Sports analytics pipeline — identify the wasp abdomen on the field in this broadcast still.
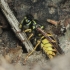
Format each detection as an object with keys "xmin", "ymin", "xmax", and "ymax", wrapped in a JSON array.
[{"xmin": 41, "ymin": 38, "xmax": 57, "ymax": 59}]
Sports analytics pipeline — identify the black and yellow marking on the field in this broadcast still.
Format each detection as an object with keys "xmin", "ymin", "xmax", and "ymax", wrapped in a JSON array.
[
  {"xmin": 41, "ymin": 38, "xmax": 57, "ymax": 59},
  {"xmin": 18, "ymin": 14, "xmax": 63, "ymax": 63},
  {"xmin": 24, "ymin": 32, "xmax": 58, "ymax": 63}
]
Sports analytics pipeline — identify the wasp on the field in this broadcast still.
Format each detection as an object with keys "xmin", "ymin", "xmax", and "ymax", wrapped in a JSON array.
[{"xmin": 19, "ymin": 14, "xmax": 64, "ymax": 63}]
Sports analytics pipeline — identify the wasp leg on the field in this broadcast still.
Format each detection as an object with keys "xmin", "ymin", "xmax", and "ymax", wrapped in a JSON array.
[
  {"xmin": 23, "ymin": 29, "xmax": 33, "ymax": 40},
  {"xmin": 24, "ymin": 29, "xmax": 31, "ymax": 33},
  {"xmin": 28, "ymin": 33, "xmax": 34, "ymax": 40},
  {"xmin": 17, "ymin": 29, "xmax": 31, "ymax": 33},
  {"xmin": 47, "ymin": 33, "xmax": 56, "ymax": 43},
  {"xmin": 47, "ymin": 33, "xmax": 53, "ymax": 36},
  {"xmin": 24, "ymin": 40, "xmax": 41, "ymax": 64}
]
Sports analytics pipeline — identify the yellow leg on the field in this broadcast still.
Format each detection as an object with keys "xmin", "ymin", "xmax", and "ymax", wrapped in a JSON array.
[
  {"xmin": 28, "ymin": 33, "xmax": 34, "ymax": 40},
  {"xmin": 47, "ymin": 33, "xmax": 53, "ymax": 36},
  {"xmin": 24, "ymin": 29, "xmax": 31, "ymax": 33},
  {"xmin": 46, "ymin": 33, "xmax": 56, "ymax": 43},
  {"xmin": 24, "ymin": 40, "xmax": 41, "ymax": 64}
]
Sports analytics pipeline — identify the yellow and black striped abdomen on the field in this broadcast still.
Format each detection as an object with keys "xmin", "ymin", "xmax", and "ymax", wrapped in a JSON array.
[{"xmin": 41, "ymin": 38, "xmax": 57, "ymax": 59}]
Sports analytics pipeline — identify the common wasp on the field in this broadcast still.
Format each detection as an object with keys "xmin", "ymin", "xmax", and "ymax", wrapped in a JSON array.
[{"xmin": 19, "ymin": 14, "xmax": 64, "ymax": 63}]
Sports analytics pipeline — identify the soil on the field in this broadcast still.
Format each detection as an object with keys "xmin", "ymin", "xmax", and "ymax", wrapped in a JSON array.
[{"xmin": 0, "ymin": 0, "xmax": 70, "ymax": 70}]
